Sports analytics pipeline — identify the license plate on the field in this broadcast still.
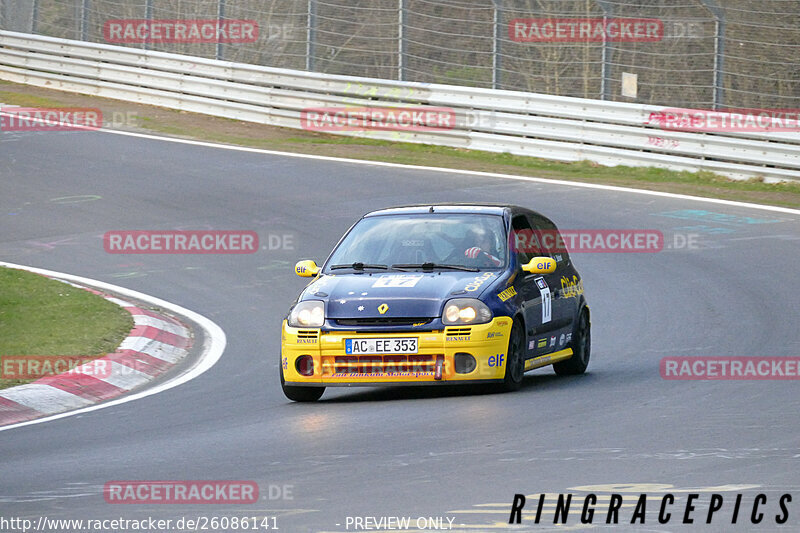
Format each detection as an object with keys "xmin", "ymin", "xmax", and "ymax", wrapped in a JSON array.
[{"xmin": 345, "ymin": 337, "xmax": 418, "ymax": 354}]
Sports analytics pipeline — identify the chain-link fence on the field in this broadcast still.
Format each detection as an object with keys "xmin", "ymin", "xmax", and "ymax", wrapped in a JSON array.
[{"xmin": 1, "ymin": 0, "xmax": 798, "ymax": 110}]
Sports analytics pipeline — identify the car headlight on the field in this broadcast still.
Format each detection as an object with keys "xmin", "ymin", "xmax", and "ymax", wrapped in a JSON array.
[
  {"xmin": 442, "ymin": 298, "xmax": 492, "ymax": 325},
  {"xmin": 288, "ymin": 300, "xmax": 325, "ymax": 327}
]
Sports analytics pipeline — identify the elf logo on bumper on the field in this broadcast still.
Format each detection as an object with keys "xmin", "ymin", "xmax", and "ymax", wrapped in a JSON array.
[{"xmin": 488, "ymin": 354, "xmax": 505, "ymax": 367}]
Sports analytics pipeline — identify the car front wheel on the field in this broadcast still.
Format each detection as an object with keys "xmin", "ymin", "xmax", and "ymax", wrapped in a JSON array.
[{"xmin": 500, "ymin": 318, "xmax": 526, "ymax": 392}]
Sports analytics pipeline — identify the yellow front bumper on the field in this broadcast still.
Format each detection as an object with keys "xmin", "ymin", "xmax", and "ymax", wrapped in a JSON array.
[{"xmin": 281, "ymin": 317, "xmax": 513, "ymax": 385}]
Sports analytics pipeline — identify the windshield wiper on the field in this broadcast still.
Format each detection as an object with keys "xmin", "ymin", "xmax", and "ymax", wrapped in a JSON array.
[
  {"xmin": 330, "ymin": 262, "xmax": 388, "ymax": 271},
  {"xmin": 391, "ymin": 262, "xmax": 479, "ymax": 272}
]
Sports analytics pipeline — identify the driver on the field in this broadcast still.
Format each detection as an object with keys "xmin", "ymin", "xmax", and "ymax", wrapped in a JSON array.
[{"xmin": 464, "ymin": 227, "xmax": 502, "ymax": 267}]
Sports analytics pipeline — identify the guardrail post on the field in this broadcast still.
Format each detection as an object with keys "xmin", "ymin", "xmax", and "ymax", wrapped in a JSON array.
[
  {"xmin": 491, "ymin": 0, "xmax": 502, "ymax": 90},
  {"xmin": 216, "ymin": 0, "xmax": 226, "ymax": 60},
  {"xmin": 701, "ymin": 0, "xmax": 726, "ymax": 110},
  {"xmin": 398, "ymin": 0, "xmax": 407, "ymax": 81},
  {"xmin": 306, "ymin": 0, "xmax": 316, "ymax": 72}
]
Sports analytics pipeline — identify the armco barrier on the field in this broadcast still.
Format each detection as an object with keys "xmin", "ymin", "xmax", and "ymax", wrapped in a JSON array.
[{"xmin": 1, "ymin": 30, "xmax": 798, "ymax": 182}]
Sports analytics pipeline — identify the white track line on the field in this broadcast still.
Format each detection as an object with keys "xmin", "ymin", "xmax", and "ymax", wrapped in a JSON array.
[{"xmin": 0, "ymin": 261, "xmax": 226, "ymax": 433}]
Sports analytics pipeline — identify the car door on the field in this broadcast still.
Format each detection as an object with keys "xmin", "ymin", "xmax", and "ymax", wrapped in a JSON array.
[
  {"xmin": 511, "ymin": 214, "xmax": 558, "ymax": 357},
  {"xmin": 529, "ymin": 213, "xmax": 580, "ymax": 352}
]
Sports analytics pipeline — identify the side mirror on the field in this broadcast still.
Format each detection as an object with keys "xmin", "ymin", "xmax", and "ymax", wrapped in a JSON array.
[
  {"xmin": 522, "ymin": 256, "xmax": 556, "ymax": 274},
  {"xmin": 294, "ymin": 260, "xmax": 319, "ymax": 277}
]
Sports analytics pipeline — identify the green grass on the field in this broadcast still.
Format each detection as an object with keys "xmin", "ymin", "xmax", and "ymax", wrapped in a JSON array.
[
  {"xmin": 0, "ymin": 90, "xmax": 63, "ymax": 108},
  {"xmin": 0, "ymin": 267, "xmax": 133, "ymax": 390}
]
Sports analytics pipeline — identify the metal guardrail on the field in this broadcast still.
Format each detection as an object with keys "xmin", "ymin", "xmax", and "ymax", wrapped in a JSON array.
[{"xmin": 1, "ymin": 30, "xmax": 798, "ymax": 182}]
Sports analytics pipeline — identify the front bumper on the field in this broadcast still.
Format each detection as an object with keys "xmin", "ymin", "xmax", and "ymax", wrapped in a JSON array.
[{"xmin": 281, "ymin": 317, "xmax": 512, "ymax": 386}]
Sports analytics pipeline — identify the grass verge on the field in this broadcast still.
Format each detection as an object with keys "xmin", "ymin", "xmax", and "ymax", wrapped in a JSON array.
[{"xmin": 0, "ymin": 267, "xmax": 133, "ymax": 390}]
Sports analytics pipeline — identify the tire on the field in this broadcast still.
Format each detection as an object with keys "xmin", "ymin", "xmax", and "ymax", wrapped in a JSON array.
[
  {"xmin": 500, "ymin": 318, "xmax": 526, "ymax": 392},
  {"xmin": 554, "ymin": 309, "xmax": 591, "ymax": 376},
  {"xmin": 280, "ymin": 363, "xmax": 325, "ymax": 402}
]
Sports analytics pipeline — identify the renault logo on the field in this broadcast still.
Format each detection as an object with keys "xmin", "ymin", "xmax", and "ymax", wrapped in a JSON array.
[{"xmin": 378, "ymin": 303, "xmax": 389, "ymax": 315}]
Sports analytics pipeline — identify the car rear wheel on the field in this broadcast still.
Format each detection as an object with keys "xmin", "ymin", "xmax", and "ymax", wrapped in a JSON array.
[
  {"xmin": 554, "ymin": 309, "xmax": 590, "ymax": 375},
  {"xmin": 500, "ymin": 318, "xmax": 525, "ymax": 392},
  {"xmin": 280, "ymin": 364, "xmax": 325, "ymax": 402}
]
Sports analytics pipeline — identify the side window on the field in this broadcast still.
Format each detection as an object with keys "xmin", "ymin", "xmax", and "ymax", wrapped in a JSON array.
[
  {"xmin": 529, "ymin": 214, "xmax": 570, "ymax": 266},
  {"xmin": 511, "ymin": 215, "xmax": 542, "ymax": 266}
]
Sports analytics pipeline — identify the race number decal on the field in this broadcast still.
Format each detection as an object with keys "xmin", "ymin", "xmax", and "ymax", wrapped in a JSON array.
[
  {"xmin": 535, "ymin": 277, "xmax": 551, "ymax": 323},
  {"xmin": 372, "ymin": 275, "xmax": 423, "ymax": 288}
]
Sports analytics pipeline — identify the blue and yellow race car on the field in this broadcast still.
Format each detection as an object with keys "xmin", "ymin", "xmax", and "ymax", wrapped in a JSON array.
[{"xmin": 280, "ymin": 204, "xmax": 590, "ymax": 401}]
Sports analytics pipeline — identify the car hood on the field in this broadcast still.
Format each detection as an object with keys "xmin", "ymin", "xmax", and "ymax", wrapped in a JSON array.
[{"xmin": 300, "ymin": 271, "xmax": 500, "ymax": 319}]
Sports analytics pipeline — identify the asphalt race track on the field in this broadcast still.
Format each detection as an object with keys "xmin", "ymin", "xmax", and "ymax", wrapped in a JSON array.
[{"xmin": 1, "ymin": 128, "xmax": 799, "ymax": 532}]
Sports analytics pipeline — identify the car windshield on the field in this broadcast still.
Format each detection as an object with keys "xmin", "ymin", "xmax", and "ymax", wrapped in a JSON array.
[{"xmin": 325, "ymin": 213, "xmax": 507, "ymax": 271}]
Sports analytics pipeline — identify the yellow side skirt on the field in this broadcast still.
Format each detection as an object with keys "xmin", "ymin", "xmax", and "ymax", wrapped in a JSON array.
[{"xmin": 524, "ymin": 348, "xmax": 573, "ymax": 371}]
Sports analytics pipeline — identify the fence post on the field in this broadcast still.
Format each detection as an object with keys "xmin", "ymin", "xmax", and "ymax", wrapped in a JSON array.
[
  {"xmin": 701, "ymin": 0, "xmax": 726, "ymax": 110},
  {"xmin": 144, "ymin": 0, "xmax": 153, "ymax": 50},
  {"xmin": 595, "ymin": 1, "xmax": 613, "ymax": 101},
  {"xmin": 216, "ymin": 0, "xmax": 226, "ymax": 60},
  {"xmin": 306, "ymin": 0, "xmax": 316, "ymax": 71},
  {"xmin": 31, "ymin": 0, "xmax": 39, "ymax": 33},
  {"xmin": 80, "ymin": 0, "xmax": 90, "ymax": 41},
  {"xmin": 491, "ymin": 0, "xmax": 502, "ymax": 90},
  {"xmin": 398, "ymin": 0, "xmax": 407, "ymax": 81}
]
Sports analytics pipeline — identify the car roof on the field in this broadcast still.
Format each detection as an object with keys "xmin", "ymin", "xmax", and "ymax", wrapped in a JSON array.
[{"xmin": 364, "ymin": 204, "xmax": 522, "ymax": 217}]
